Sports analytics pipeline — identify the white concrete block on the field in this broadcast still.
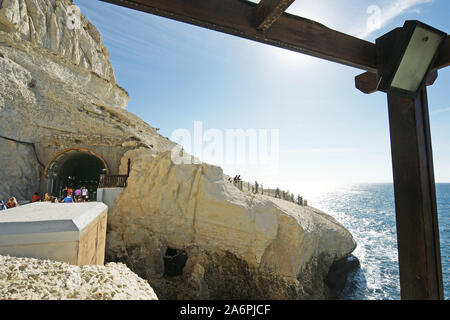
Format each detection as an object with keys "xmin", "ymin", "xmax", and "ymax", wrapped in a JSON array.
[{"xmin": 0, "ymin": 202, "xmax": 108, "ymax": 265}]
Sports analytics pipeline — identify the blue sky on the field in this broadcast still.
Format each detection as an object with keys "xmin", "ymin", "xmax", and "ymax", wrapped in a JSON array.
[{"xmin": 74, "ymin": 0, "xmax": 450, "ymax": 195}]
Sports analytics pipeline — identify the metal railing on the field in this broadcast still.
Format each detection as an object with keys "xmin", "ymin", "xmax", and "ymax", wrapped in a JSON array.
[{"xmin": 230, "ymin": 179, "xmax": 307, "ymax": 206}]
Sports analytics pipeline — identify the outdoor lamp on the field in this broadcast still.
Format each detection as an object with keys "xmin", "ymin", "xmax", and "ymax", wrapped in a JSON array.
[{"xmin": 376, "ymin": 20, "xmax": 447, "ymax": 96}]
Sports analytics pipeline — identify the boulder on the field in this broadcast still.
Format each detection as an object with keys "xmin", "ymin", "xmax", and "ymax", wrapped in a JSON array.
[{"xmin": 0, "ymin": 254, "xmax": 158, "ymax": 300}]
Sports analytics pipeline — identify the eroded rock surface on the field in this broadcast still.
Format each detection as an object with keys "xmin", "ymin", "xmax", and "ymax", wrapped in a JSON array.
[
  {"xmin": 0, "ymin": 254, "xmax": 158, "ymax": 300},
  {"xmin": 0, "ymin": 0, "xmax": 175, "ymax": 200},
  {"xmin": 106, "ymin": 150, "xmax": 357, "ymax": 299},
  {"xmin": 0, "ymin": 0, "xmax": 358, "ymax": 300}
]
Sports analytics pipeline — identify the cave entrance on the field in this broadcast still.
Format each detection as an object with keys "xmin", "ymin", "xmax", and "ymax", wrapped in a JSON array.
[
  {"xmin": 163, "ymin": 248, "xmax": 188, "ymax": 277},
  {"xmin": 45, "ymin": 148, "xmax": 109, "ymax": 200}
]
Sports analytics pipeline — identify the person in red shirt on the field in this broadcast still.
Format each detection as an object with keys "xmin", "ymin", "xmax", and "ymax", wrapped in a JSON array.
[
  {"xmin": 7, "ymin": 197, "xmax": 18, "ymax": 208},
  {"xmin": 30, "ymin": 192, "xmax": 41, "ymax": 203}
]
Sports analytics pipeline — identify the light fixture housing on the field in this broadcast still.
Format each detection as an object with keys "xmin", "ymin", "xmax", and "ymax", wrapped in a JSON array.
[{"xmin": 376, "ymin": 20, "xmax": 447, "ymax": 97}]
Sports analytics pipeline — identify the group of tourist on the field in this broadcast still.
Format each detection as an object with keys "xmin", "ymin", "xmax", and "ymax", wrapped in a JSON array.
[
  {"xmin": 31, "ymin": 186, "xmax": 91, "ymax": 204},
  {"xmin": 31, "ymin": 192, "xmax": 59, "ymax": 203},
  {"xmin": 228, "ymin": 175, "xmax": 242, "ymax": 183},
  {"xmin": 60, "ymin": 186, "xmax": 90, "ymax": 203},
  {"xmin": 274, "ymin": 188, "xmax": 305, "ymax": 205},
  {"xmin": 0, "ymin": 186, "xmax": 92, "ymax": 211},
  {"xmin": 226, "ymin": 174, "xmax": 306, "ymax": 206}
]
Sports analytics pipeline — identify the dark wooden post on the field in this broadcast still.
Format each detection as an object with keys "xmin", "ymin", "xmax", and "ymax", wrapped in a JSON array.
[
  {"xmin": 127, "ymin": 158, "xmax": 131, "ymax": 177},
  {"xmin": 387, "ymin": 86, "xmax": 444, "ymax": 299}
]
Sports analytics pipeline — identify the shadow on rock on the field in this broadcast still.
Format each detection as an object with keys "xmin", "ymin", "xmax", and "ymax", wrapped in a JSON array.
[{"xmin": 325, "ymin": 254, "xmax": 362, "ymax": 299}]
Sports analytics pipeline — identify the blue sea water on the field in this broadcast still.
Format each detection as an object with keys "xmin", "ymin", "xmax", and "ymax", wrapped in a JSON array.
[{"xmin": 306, "ymin": 183, "xmax": 449, "ymax": 300}]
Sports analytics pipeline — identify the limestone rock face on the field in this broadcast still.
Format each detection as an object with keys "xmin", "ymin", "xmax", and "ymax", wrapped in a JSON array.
[
  {"xmin": 106, "ymin": 150, "xmax": 357, "ymax": 299},
  {"xmin": 0, "ymin": 0, "xmax": 175, "ymax": 200},
  {"xmin": 0, "ymin": 254, "xmax": 158, "ymax": 300},
  {"xmin": 1, "ymin": 0, "xmax": 116, "ymax": 88},
  {"xmin": 0, "ymin": 0, "xmax": 358, "ymax": 300}
]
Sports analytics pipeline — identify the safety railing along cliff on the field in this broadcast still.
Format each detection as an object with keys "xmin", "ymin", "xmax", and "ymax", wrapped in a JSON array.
[
  {"xmin": 229, "ymin": 178, "xmax": 308, "ymax": 206},
  {"xmin": 98, "ymin": 159, "xmax": 131, "ymax": 189}
]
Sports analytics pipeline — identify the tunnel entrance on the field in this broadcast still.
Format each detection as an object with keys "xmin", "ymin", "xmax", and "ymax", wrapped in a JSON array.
[{"xmin": 46, "ymin": 149, "xmax": 108, "ymax": 200}]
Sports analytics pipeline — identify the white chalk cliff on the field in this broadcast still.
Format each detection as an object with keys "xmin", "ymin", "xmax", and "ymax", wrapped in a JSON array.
[
  {"xmin": 0, "ymin": 0, "xmax": 357, "ymax": 299},
  {"xmin": 107, "ymin": 149, "xmax": 356, "ymax": 299},
  {"xmin": 0, "ymin": 0, "xmax": 175, "ymax": 200}
]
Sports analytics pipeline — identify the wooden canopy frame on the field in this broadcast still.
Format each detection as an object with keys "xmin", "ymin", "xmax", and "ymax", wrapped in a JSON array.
[{"xmin": 100, "ymin": 0, "xmax": 449, "ymax": 300}]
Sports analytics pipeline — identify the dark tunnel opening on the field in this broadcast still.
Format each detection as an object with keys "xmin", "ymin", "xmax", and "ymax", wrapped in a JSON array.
[
  {"xmin": 47, "ymin": 151, "xmax": 107, "ymax": 199},
  {"xmin": 163, "ymin": 248, "xmax": 188, "ymax": 277}
]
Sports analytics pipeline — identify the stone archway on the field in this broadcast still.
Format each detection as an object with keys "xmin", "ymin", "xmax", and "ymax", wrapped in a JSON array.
[{"xmin": 44, "ymin": 148, "xmax": 109, "ymax": 199}]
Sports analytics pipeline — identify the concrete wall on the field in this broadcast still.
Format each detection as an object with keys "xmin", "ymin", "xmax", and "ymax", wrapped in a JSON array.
[
  {"xmin": 0, "ymin": 202, "xmax": 108, "ymax": 266},
  {"xmin": 97, "ymin": 188, "xmax": 124, "ymax": 212}
]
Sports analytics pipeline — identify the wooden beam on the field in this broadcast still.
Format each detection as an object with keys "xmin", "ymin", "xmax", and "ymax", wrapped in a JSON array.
[
  {"xmin": 255, "ymin": 0, "xmax": 295, "ymax": 32},
  {"xmin": 99, "ymin": 0, "xmax": 377, "ymax": 71},
  {"xmin": 434, "ymin": 35, "xmax": 450, "ymax": 70},
  {"xmin": 355, "ymin": 71, "xmax": 379, "ymax": 94},
  {"xmin": 426, "ymin": 69, "xmax": 439, "ymax": 86},
  {"xmin": 387, "ymin": 87, "xmax": 444, "ymax": 300},
  {"xmin": 355, "ymin": 70, "xmax": 439, "ymax": 94}
]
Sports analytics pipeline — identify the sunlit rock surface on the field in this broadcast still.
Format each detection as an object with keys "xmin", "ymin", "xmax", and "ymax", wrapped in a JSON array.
[
  {"xmin": 106, "ymin": 150, "xmax": 357, "ymax": 299},
  {"xmin": 0, "ymin": 0, "xmax": 357, "ymax": 300},
  {"xmin": 0, "ymin": 0, "xmax": 175, "ymax": 200}
]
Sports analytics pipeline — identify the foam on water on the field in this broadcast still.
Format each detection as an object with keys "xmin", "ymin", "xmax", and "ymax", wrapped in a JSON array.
[{"xmin": 306, "ymin": 183, "xmax": 449, "ymax": 300}]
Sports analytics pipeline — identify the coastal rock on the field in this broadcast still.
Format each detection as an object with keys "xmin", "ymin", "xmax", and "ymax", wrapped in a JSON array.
[
  {"xmin": 0, "ymin": 254, "xmax": 158, "ymax": 300},
  {"xmin": 325, "ymin": 254, "xmax": 361, "ymax": 298},
  {"xmin": 106, "ymin": 150, "xmax": 357, "ymax": 299},
  {"xmin": 0, "ymin": 0, "xmax": 358, "ymax": 300},
  {"xmin": 0, "ymin": 0, "xmax": 175, "ymax": 200}
]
